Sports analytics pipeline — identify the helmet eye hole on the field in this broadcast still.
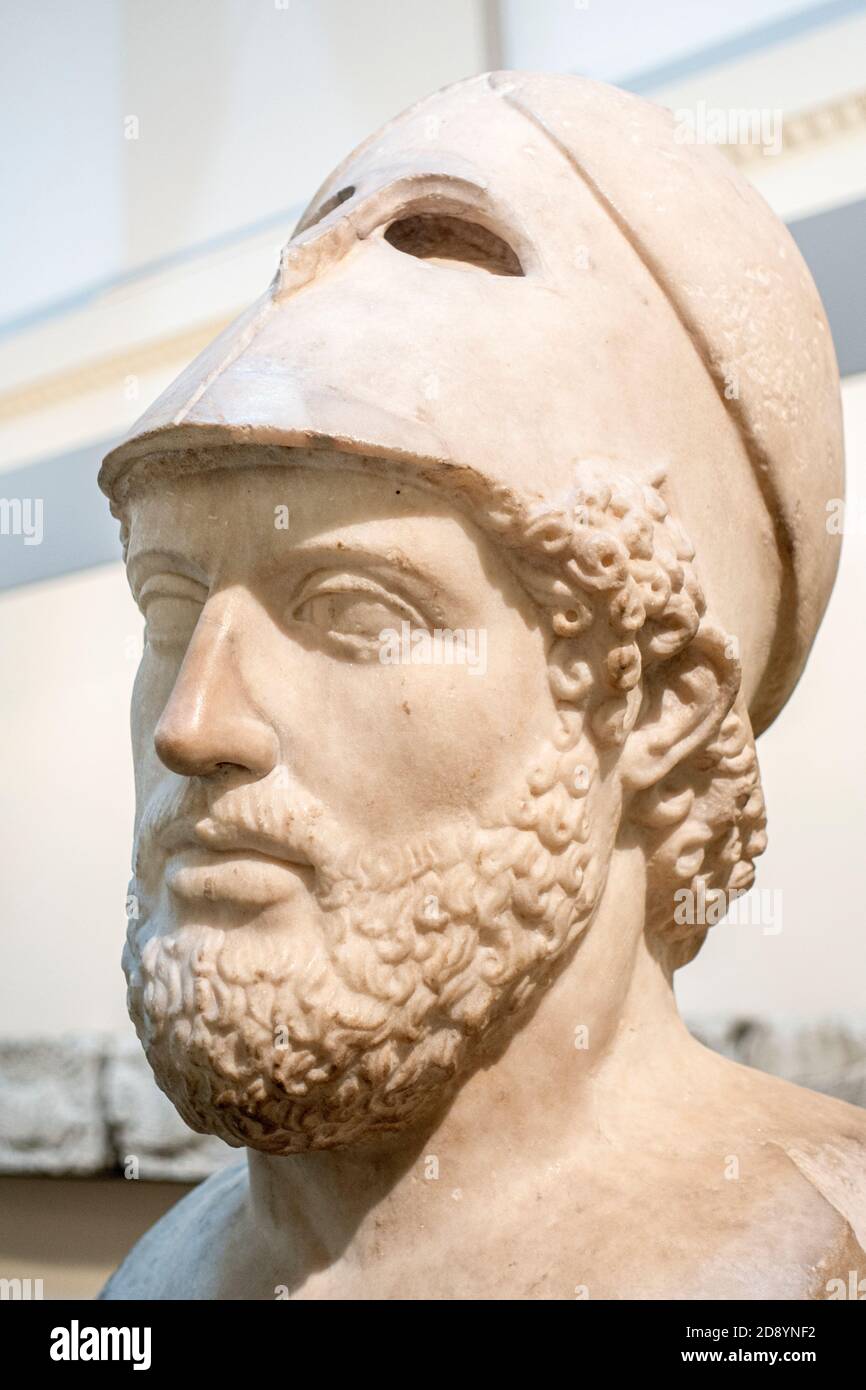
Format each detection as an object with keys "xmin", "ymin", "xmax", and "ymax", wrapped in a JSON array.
[{"xmin": 384, "ymin": 214, "xmax": 523, "ymax": 276}]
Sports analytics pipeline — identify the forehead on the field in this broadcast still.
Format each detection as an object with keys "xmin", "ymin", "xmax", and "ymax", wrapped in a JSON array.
[{"xmin": 124, "ymin": 461, "xmax": 508, "ymax": 595}]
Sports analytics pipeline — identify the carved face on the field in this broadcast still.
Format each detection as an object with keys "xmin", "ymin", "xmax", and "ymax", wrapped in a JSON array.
[
  {"xmin": 122, "ymin": 451, "xmax": 765, "ymax": 1151},
  {"xmin": 123, "ymin": 461, "xmax": 616, "ymax": 1151}
]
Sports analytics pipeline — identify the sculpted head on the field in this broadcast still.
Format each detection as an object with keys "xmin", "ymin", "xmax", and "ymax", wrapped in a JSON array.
[{"xmin": 100, "ymin": 73, "xmax": 843, "ymax": 1155}]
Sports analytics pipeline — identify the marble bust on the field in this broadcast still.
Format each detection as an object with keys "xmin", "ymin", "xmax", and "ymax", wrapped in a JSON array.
[{"xmin": 98, "ymin": 72, "xmax": 865, "ymax": 1300}]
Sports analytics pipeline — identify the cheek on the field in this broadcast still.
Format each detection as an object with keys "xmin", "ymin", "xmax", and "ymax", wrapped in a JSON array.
[
  {"xmin": 130, "ymin": 647, "xmax": 183, "ymax": 794},
  {"xmin": 262, "ymin": 627, "xmax": 555, "ymax": 838}
]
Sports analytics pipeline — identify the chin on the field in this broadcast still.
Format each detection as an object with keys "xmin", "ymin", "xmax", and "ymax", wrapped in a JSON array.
[{"xmin": 125, "ymin": 772, "xmax": 607, "ymax": 1153}]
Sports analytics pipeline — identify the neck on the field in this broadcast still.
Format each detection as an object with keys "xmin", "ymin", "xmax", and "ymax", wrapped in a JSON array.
[{"xmin": 246, "ymin": 845, "xmax": 696, "ymax": 1282}]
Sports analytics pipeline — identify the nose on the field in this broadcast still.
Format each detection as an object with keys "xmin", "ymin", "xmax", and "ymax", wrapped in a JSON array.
[{"xmin": 154, "ymin": 601, "xmax": 279, "ymax": 779}]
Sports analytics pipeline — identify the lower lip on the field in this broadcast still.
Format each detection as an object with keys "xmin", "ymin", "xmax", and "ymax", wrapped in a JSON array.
[{"xmin": 165, "ymin": 847, "xmax": 315, "ymax": 906}]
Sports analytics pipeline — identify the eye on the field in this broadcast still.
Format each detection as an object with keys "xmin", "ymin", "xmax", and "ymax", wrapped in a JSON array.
[
  {"xmin": 138, "ymin": 576, "xmax": 206, "ymax": 653},
  {"xmin": 290, "ymin": 573, "xmax": 428, "ymax": 658}
]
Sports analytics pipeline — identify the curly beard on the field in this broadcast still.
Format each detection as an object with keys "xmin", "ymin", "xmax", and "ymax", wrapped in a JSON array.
[{"xmin": 124, "ymin": 736, "xmax": 607, "ymax": 1154}]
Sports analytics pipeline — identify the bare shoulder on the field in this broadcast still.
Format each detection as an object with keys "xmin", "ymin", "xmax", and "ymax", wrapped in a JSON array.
[
  {"xmin": 763, "ymin": 1075, "xmax": 866, "ymax": 1277},
  {"xmin": 100, "ymin": 1159, "xmax": 250, "ymax": 1301},
  {"xmin": 702, "ymin": 1044, "xmax": 866, "ymax": 1161},
  {"xmin": 691, "ymin": 1045, "xmax": 866, "ymax": 1292}
]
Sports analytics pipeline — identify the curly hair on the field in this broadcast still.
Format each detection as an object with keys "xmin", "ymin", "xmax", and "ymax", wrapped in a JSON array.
[{"xmin": 478, "ymin": 459, "xmax": 768, "ymax": 965}]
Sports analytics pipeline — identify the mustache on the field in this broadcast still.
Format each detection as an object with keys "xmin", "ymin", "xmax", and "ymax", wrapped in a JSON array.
[{"xmin": 133, "ymin": 773, "xmax": 328, "ymax": 877}]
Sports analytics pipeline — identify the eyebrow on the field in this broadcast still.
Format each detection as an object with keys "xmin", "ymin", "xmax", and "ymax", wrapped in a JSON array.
[
  {"xmin": 126, "ymin": 549, "xmax": 210, "ymax": 598},
  {"xmin": 126, "ymin": 538, "xmax": 465, "ymax": 619},
  {"xmin": 285, "ymin": 540, "xmax": 459, "ymax": 615}
]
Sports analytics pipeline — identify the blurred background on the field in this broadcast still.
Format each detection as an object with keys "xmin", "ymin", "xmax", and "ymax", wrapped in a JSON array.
[{"xmin": 1, "ymin": 0, "xmax": 865, "ymax": 1298}]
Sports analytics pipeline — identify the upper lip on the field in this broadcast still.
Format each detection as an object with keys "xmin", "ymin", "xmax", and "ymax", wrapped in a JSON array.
[{"xmin": 161, "ymin": 820, "xmax": 313, "ymax": 869}]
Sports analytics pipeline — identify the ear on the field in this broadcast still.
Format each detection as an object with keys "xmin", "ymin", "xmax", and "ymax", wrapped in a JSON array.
[{"xmin": 619, "ymin": 624, "xmax": 739, "ymax": 795}]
